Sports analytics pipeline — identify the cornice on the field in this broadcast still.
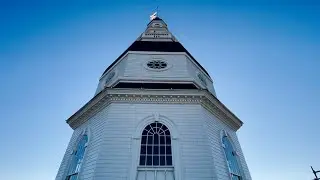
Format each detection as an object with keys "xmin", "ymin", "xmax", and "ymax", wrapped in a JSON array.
[{"xmin": 67, "ymin": 88, "xmax": 243, "ymax": 131}]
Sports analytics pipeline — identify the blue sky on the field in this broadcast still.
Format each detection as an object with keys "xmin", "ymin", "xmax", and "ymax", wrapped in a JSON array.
[{"xmin": 0, "ymin": 1, "xmax": 319, "ymax": 179}]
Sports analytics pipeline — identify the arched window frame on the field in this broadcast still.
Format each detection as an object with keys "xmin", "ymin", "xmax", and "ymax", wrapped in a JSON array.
[
  {"xmin": 65, "ymin": 130, "xmax": 90, "ymax": 180},
  {"xmin": 139, "ymin": 121, "xmax": 173, "ymax": 167},
  {"xmin": 130, "ymin": 114, "xmax": 181, "ymax": 180},
  {"xmin": 221, "ymin": 130, "xmax": 244, "ymax": 180}
]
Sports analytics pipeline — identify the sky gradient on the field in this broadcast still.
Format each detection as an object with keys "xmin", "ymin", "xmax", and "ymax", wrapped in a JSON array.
[{"xmin": 1, "ymin": 1, "xmax": 319, "ymax": 180}]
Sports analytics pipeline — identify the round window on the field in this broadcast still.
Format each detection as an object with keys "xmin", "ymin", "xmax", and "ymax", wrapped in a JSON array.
[{"xmin": 147, "ymin": 60, "xmax": 167, "ymax": 69}]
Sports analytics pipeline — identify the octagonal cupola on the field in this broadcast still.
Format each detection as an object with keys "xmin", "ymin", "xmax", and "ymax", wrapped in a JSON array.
[
  {"xmin": 95, "ymin": 15, "xmax": 216, "ymax": 96},
  {"xmin": 138, "ymin": 17, "xmax": 177, "ymax": 42}
]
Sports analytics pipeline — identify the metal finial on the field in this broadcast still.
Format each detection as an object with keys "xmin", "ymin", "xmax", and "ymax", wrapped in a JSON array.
[{"xmin": 150, "ymin": 0, "xmax": 160, "ymax": 20}]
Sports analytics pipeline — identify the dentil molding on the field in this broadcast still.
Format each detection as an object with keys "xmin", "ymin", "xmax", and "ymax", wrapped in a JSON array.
[{"xmin": 67, "ymin": 88, "xmax": 243, "ymax": 131}]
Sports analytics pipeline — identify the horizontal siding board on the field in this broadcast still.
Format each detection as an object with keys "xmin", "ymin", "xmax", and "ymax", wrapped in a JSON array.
[
  {"xmin": 57, "ymin": 101, "xmax": 250, "ymax": 180},
  {"xmin": 202, "ymin": 107, "xmax": 252, "ymax": 180},
  {"xmin": 124, "ymin": 54, "xmax": 189, "ymax": 78}
]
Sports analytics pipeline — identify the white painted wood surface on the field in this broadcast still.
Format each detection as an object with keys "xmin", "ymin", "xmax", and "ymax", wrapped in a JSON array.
[{"xmin": 56, "ymin": 103, "xmax": 250, "ymax": 180}]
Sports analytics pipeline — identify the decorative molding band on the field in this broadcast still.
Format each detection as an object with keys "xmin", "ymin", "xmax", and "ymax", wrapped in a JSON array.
[{"xmin": 67, "ymin": 89, "xmax": 243, "ymax": 130}]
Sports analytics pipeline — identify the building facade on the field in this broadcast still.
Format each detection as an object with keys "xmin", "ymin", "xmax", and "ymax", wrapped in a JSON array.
[{"xmin": 55, "ymin": 16, "xmax": 251, "ymax": 180}]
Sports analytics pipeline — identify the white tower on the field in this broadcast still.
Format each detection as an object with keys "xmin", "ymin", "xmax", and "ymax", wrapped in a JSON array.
[{"xmin": 56, "ymin": 16, "xmax": 251, "ymax": 180}]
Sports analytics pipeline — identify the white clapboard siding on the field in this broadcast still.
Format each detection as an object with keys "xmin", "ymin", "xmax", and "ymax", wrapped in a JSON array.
[
  {"xmin": 123, "ymin": 53, "xmax": 190, "ymax": 79},
  {"xmin": 95, "ymin": 52, "xmax": 217, "ymax": 97},
  {"xmin": 93, "ymin": 103, "xmax": 135, "ymax": 180},
  {"xmin": 202, "ymin": 107, "xmax": 252, "ymax": 180},
  {"xmin": 91, "ymin": 103, "xmax": 217, "ymax": 180},
  {"xmin": 95, "ymin": 55, "xmax": 128, "ymax": 95},
  {"xmin": 57, "ymin": 102, "xmax": 250, "ymax": 180},
  {"xmin": 186, "ymin": 56, "xmax": 216, "ymax": 96},
  {"xmin": 55, "ymin": 122, "xmax": 88, "ymax": 180},
  {"xmin": 55, "ymin": 106, "xmax": 110, "ymax": 180}
]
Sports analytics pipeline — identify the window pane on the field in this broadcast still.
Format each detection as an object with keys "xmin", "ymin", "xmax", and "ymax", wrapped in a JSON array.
[
  {"xmin": 223, "ymin": 136, "xmax": 242, "ymax": 179},
  {"xmin": 159, "ymin": 129, "xmax": 165, "ymax": 135},
  {"xmin": 150, "ymin": 123, "xmax": 157, "ymax": 128},
  {"xmin": 160, "ymin": 156, "xmax": 166, "ymax": 166},
  {"xmin": 140, "ymin": 145, "xmax": 146, "ymax": 154},
  {"xmin": 142, "ymin": 129, "xmax": 148, "ymax": 135},
  {"xmin": 166, "ymin": 155, "xmax": 172, "ymax": 165},
  {"xmin": 147, "ymin": 146, "xmax": 152, "ymax": 155},
  {"xmin": 146, "ymin": 156, "xmax": 152, "ymax": 165},
  {"xmin": 141, "ymin": 136, "xmax": 147, "ymax": 144},
  {"xmin": 147, "ymin": 135, "xmax": 153, "ymax": 144},
  {"xmin": 160, "ymin": 136, "xmax": 165, "ymax": 144},
  {"xmin": 232, "ymin": 175, "xmax": 241, "ymax": 180},
  {"xmin": 166, "ymin": 136, "xmax": 171, "ymax": 144},
  {"xmin": 160, "ymin": 146, "xmax": 165, "ymax": 154},
  {"xmin": 161, "ymin": 125, "xmax": 168, "ymax": 131},
  {"xmin": 166, "ymin": 146, "xmax": 172, "ymax": 155},
  {"xmin": 164, "ymin": 129, "xmax": 170, "ymax": 136},
  {"xmin": 153, "ymin": 155, "xmax": 159, "ymax": 166},
  {"xmin": 145, "ymin": 125, "xmax": 151, "ymax": 132},
  {"xmin": 154, "ymin": 134, "xmax": 159, "ymax": 144},
  {"xmin": 139, "ymin": 155, "xmax": 146, "ymax": 165},
  {"xmin": 68, "ymin": 135, "xmax": 87, "ymax": 176},
  {"xmin": 153, "ymin": 145, "xmax": 159, "ymax": 155},
  {"xmin": 69, "ymin": 174, "xmax": 78, "ymax": 180}
]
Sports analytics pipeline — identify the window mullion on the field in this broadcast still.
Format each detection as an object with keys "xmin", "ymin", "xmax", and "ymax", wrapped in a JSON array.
[
  {"xmin": 152, "ymin": 134, "xmax": 154, "ymax": 166},
  {"xmin": 139, "ymin": 123, "xmax": 172, "ymax": 168}
]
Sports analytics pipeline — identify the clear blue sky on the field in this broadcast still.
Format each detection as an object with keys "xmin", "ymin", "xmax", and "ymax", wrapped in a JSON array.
[{"xmin": 1, "ymin": 1, "xmax": 319, "ymax": 179}]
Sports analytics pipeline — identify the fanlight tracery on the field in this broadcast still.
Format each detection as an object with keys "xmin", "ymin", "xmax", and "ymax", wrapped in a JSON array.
[{"xmin": 139, "ymin": 122, "xmax": 172, "ymax": 166}]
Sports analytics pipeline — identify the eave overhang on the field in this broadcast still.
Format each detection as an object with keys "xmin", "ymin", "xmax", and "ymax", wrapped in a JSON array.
[{"xmin": 66, "ymin": 88, "xmax": 243, "ymax": 131}]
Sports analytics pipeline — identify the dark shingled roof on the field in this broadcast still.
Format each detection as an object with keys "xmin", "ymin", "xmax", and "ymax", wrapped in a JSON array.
[{"xmin": 101, "ymin": 41, "xmax": 211, "ymax": 77}]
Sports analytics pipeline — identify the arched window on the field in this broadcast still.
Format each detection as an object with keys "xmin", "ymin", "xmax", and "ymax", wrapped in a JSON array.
[
  {"xmin": 222, "ymin": 134, "xmax": 242, "ymax": 180},
  {"xmin": 66, "ymin": 135, "xmax": 88, "ymax": 180},
  {"xmin": 137, "ymin": 122, "xmax": 174, "ymax": 180},
  {"xmin": 140, "ymin": 122, "xmax": 172, "ymax": 166}
]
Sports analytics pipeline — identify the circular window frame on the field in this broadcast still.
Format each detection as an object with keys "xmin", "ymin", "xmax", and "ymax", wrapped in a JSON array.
[{"xmin": 144, "ymin": 59, "xmax": 172, "ymax": 72}]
